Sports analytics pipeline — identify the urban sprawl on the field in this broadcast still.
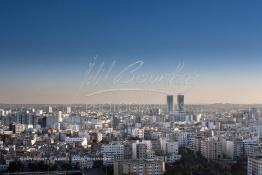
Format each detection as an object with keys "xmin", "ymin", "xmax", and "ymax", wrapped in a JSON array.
[{"xmin": 0, "ymin": 95, "xmax": 261, "ymax": 175}]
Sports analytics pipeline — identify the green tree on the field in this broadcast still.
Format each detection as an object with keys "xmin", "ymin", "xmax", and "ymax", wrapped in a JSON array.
[
  {"xmin": 8, "ymin": 160, "xmax": 24, "ymax": 172},
  {"xmin": 61, "ymin": 162, "xmax": 71, "ymax": 171}
]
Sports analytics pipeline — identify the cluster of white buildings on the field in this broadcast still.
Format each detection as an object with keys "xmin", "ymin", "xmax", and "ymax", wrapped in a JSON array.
[{"xmin": 2, "ymin": 100, "xmax": 262, "ymax": 175}]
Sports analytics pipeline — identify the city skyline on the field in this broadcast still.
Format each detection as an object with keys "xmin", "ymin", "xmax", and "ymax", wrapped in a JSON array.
[
  {"xmin": 1, "ymin": 1, "xmax": 262, "ymax": 174},
  {"xmin": 0, "ymin": 0, "xmax": 262, "ymax": 104}
]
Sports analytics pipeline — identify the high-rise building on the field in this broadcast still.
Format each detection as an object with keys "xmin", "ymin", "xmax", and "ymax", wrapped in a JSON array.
[
  {"xmin": 45, "ymin": 116, "xmax": 59, "ymax": 128},
  {"xmin": 132, "ymin": 140, "xmax": 152, "ymax": 159},
  {"xmin": 66, "ymin": 106, "xmax": 71, "ymax": 114},
  {"xmin": 177, "ymin": 94, "xmax": 184, "ymax": 112},
  {"xmin": 111, "ymin": 116, "xmax": 120, "ymax": 129},
  {"xmin": 0, "ymin": 109, "xmax": 4, "ymax": 117},
  {"xmin": 48, "ymin": 106, "xmax": 53, "ymax": 113},
  {"xmin": 201, "ymin": 136, "xmax": 223, "ymax": 160},
  {"xmin": 58, "ymin": 111, "xmax": 62, "ymax": 122},
  {"xmin": 101, "ymin": 142, "xmax": 125, "ymax": 165},
  {"xmin": 15, "ymin": 113, "xmax": 37, "ymax": 126},
  {"xmin": 113, "ymin": 159, "xmax": 165, "ymax": 175},
  {"xmin": 248, "ymin": 155, "xmax": 262, "ymax": 175},
  {"xmin": 167, "ymin": 95, "xmax": 174, "ymax": 113}
]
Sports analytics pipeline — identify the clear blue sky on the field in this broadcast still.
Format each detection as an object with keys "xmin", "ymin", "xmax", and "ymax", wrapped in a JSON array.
[{"xmin": 0, "ymin": 0, "xmax": 262, "ymax": 104}]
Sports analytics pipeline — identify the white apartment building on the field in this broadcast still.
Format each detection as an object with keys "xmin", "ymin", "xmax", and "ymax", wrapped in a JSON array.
[
  {"xmin": 132, "ymin": 128, "xmax": 145, "ymax": 139},
  {"xmin": 132, "ymin": 140, "xmax": 152, "ymax": 159},
  {"xmin": 201, "ymin": 136, "xmax": 223, "ymax": 160},
  {"xmin": 65, "ymin": 137, "xmax": 87, "ymax": 147},
  {"xmin": 164, "ymin": 153, "xmax": 182, "ymax": 164},
  {"xmin": 114, "ymin": 159, "xmax": 165, "ymax": 175},
  {"xmin": 101, "ymin": 142, "xmax": 125, "ymax": 165},
  {"xmin": 160, "ymin": 138, "xmax": 179, "ymax": 154},
  {"xmin": 248, "ymin": 155, "xmax": 262, "ymax": 175},
  {"xmin": 71, "ymin": 155, "xmax": 94, "ymax": 169},
  {"xmin": 243, "ymin": 139, "xmax": 257, "ymax": 156}
]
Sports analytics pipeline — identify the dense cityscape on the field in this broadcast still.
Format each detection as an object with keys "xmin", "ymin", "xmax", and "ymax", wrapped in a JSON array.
[
  {"xmin": 0, "ymin": 95, "xmax": 261, "ymax": 174},
  {"xmin": 1, "ymin": 0, "xmax": 262, "ymax": 175}
]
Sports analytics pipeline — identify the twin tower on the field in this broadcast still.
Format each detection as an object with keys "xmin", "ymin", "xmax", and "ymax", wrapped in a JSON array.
[{"xmin": 167, "ymin": 94, "xmax": 184, "ymax": 114}]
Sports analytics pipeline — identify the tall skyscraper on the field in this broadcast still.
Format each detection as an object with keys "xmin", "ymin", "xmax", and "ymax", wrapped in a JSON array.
[
  {"xmin": 48, "ymin": 106, "xmax": 53, "ymax": 113},
  {"xmin": 66, "ymin": 106, "xmax": 71, "ymax": 114},
  {"xmin": 177, "ymin": 94, "xmax": 184, "ymax": 112},
  {"xmin": 58, "ymin": 111, "xmax": 62, "ymax": 122},
  {"xmin": 167, "ymin": 95, "xmax": 174, "ymax": 113}
]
